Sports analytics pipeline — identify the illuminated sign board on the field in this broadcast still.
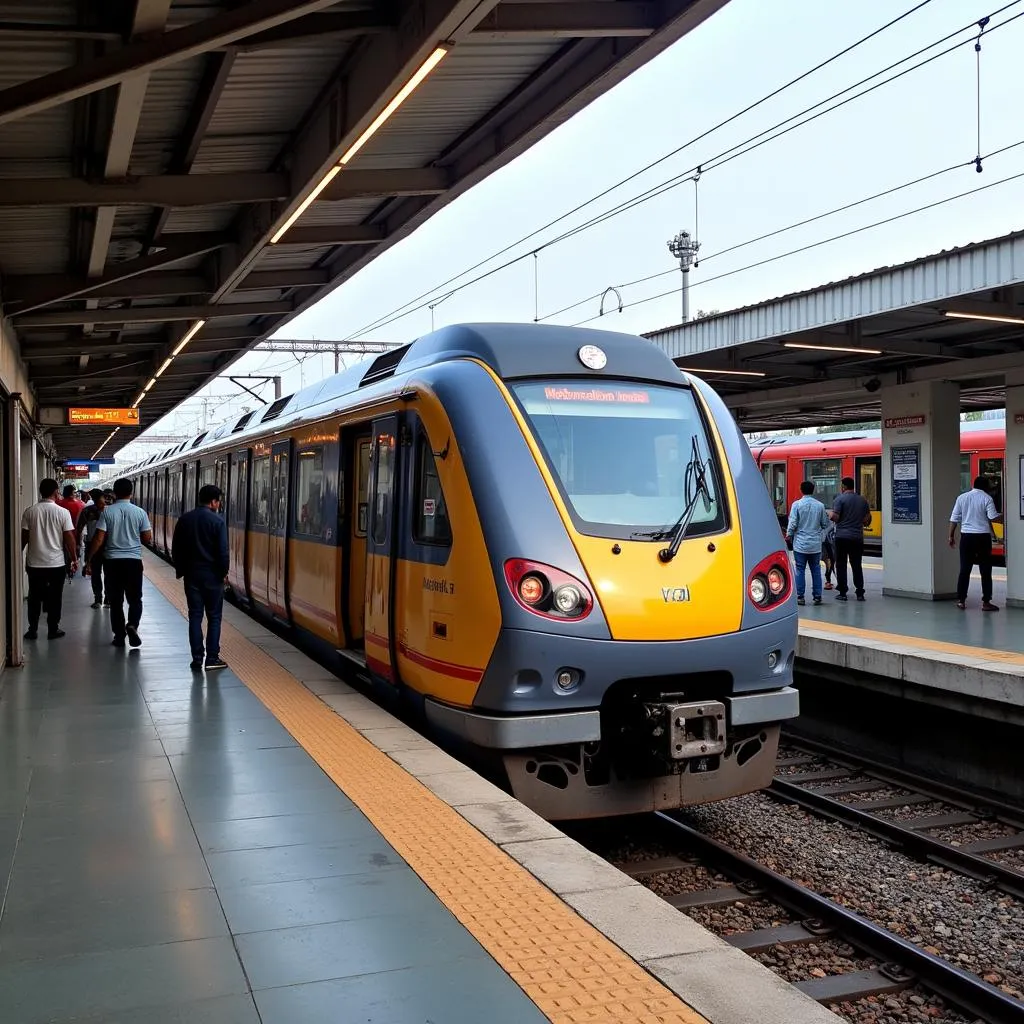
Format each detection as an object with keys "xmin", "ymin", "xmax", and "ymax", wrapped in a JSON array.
[
  {"xmin": 542, "ymin": 386, "xmax": 650, "ymax": 404},
  {"xmin": 63, "ymin": 462, "xmax": 99, "ymax": 473},
  {"xmin": 67, "ymin": 407, "xmax": 140, "ymax": 426},
  {"xmin": 63, "ymin": 467, "xmax": 93, "ymax": 479}
]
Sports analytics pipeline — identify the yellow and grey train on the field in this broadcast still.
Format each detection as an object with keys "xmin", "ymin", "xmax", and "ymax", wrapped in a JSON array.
[{"xmin": 123, "ymin": 323, "xmax": 799, "ymax": 819}]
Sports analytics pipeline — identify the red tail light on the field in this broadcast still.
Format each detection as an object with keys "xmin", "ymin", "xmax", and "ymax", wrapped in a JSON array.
[
  {"xmin": 748, "ymin": 551, "xmax": 791, "ymax": 610},
  {"xmin": 504, "ymin": 559, "xmax": 593, "ymax": 620}
]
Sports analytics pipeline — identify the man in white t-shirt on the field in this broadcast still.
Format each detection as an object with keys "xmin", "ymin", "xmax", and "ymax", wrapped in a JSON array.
[
  {"xmin": 21, "ymin": 478, "xmax": 78, "ymax": 640},
  {"xmin": 949, "ymin": 475, "xmax": 1002, "ymax": 611}
]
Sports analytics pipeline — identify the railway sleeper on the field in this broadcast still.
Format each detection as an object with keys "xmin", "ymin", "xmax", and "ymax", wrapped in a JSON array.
[
  {"xmin": 795, "ymin": 965, "xmax": 916, "ymax": 1004},
  {"xmin": 727, "ymin": 920, "xmax": 834, "ymax": 953}
]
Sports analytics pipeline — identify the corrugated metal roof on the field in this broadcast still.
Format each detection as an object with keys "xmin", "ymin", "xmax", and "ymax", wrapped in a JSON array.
[{"xmin": 647, "ymin": 229, "xmax": 1024, "ymax": 359}]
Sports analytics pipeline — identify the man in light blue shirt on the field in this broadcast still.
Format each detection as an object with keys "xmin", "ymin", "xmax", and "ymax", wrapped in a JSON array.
[
  {"xmin": 85, "ymin": 478, "xmax": 152, "ymax": 648},
  {"xmin": 786, "ymin": 481, "xmax": 831, "ymax": 607}
]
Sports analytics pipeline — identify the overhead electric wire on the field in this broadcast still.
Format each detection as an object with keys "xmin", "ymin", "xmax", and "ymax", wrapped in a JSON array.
[
  {"xmin": 341, "ymin": 0, "xmax": 945, "ymax": 338},
  {"xmin": 348, "ymin": 1, "xmax": 1023, "ymax": 340},
  {"xmin": 567, "ymin": 164, "xmax": 1024, "ymax": 327},
  {"xmin": 540, "ymin": 137, "xmax": 1024, "ymax": 322}
]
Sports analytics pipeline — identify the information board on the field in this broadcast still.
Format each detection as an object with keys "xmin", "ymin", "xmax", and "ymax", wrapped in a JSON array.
[
  {"xmin": 67, "ymin": 407, "xmax": 139, "ymax": 426},
  {"xmin": 890, "ymin": 444, "xmax": 921, "ymax": 524}
]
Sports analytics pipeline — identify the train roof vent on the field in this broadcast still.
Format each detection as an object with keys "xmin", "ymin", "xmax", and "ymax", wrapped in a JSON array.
[
  {"xmin": 359, "ymin": 344, "xmax": 411, "ymax": 388},
  {"xmin": 231, "ymin": 411, "xmax": 255, "ymax": 433},
  {"xmin": 190, "ymin": 432, "xmax": 209, "ymax": 450},
  {"xmin": 260, "ymin": 394, "xmax": 293, "ymax": 423}
]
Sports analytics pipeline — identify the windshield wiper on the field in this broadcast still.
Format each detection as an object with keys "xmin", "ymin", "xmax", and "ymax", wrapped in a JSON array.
[{"xmin": 657, "ymin": 435, "xmax": 714, "ymax": 564}]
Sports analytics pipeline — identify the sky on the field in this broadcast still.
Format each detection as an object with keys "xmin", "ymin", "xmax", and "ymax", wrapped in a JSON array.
[{"xmin": 113, "ymin": 0, "xmax": 1024, "ymax": 464}]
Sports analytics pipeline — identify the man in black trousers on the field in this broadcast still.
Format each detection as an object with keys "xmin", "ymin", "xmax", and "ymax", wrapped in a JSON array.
[{"xmin": 172, "ymin": 484, "xmax": 230, "ymax": 672}]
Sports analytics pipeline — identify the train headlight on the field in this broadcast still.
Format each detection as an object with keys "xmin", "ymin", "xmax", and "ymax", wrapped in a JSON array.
[
  {"xmin": 767, "ymin": 567, "xmax": 786, "ymax": 596},
  {"xmin": 748, "ymin": 576, "xmax": 768, "ymax": 605},
  {"xmin": 553, "ymin": 584, "xmax": 583, "ymax": 615},
  {"xmin": 747, "ymin": 552, "xmax": 791, "ymax": 611},
  {"xmin": 519, "ymin": 574, "xmax": 546, "ymax": 606}
]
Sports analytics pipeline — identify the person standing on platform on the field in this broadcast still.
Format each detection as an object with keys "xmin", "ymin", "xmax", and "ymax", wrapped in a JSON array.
[
  {"xmin": 786, "ymin": 481, "xmax": 831, "ymax": 606},
  {"xmin": 21, "ymin": 478, "xmax": 78, "ymax": 640},
  {"xmin": 85, "ymin": 478, "xmax": 152, "ymax": 648},
  {"xmin": 77, "ymin": 489, "xmax": 108, "ymax": 608},
  {"xmin": 949, "ymin": 476, "xmax": 1001, "ymax": 612},
  {"xmin": 171, "ymin": 484, "xmax": 229, "ymax": 672},
  {"xmin": 830, "ymin": 477, "xmax": 872, "ymax": 602},
  {"xmin": 56, "ymin": 483, "xmax": 86, "ymax": 562}
]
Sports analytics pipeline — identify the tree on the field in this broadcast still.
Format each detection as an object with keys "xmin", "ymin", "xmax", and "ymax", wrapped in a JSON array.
[{"xmin": 962, "ymin": 410, "xmax": 985, "ymax": 421}]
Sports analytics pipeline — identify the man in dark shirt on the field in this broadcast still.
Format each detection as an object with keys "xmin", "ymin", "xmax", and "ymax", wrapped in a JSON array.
[
  {"xmin": 830, "ymin": 477, "xmax": 872, "ymax": 602},
  {"xmin": 172, "ymin": 484, "xmax": 229, "ymax": 671}
]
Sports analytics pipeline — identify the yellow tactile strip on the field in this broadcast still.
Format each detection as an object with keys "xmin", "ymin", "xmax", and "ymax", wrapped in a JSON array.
[
  {"xmin": 800, "ymin": 619, "xmax": 1024, "ymax": 665},
  {"xmin": 144, "ymin": 562, "xmax": 706, "ymax": 1024}
]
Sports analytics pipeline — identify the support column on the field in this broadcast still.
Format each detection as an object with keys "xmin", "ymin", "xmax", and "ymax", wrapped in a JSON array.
[
  {"xmin": 5, "ymin": 395, "xmax": 24, "ymax": 667},
  {"xmin": 880, "ymin": 382, "xmax": 960, "ymax": 599},
  {"xmin": 1005, "ymin": 372, "xmax": 1024, "ymax": 608},
  {"xmin": 20, "ymin": 435, "xmax": 37, "ymax": 515}
]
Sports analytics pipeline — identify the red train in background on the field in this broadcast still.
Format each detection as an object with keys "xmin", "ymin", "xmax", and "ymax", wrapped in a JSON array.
[{"xmin": 749, "ymin": 419, "xmax": 1007, "ymax": 556}]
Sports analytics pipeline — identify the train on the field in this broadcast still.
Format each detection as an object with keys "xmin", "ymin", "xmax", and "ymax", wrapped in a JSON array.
[
  {"xmin": 750, "ymin": 420, "xmax": 1007, "ymax": 557},
  {"xmin": 120, "ymin": 323, "xmax": 799, "ymax": 820}
]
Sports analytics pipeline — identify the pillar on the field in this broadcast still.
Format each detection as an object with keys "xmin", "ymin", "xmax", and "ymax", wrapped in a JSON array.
[
  {"xmin": 20, "ymin": 435, "xmax": 36, "ymax": 514},
  {"xmin": 1005, "ymin": 372, "xmax": 1024, "ymax": 608},
  {"xmin": 880, "ymin": 381, "xmax": 960, "ymax": 599}
]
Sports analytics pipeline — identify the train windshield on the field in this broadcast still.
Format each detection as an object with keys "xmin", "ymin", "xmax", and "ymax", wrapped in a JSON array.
[{"xmin": 513, "ymin": 380, "xmax": 727, "ymax": 539}]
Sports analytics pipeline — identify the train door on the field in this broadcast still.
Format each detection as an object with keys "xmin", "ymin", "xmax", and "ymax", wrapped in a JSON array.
[
  {"xmin": 855, "ymin": 456, "xmax": 882, "ymax": 544},
  {"xmin": 228, "ymin": 450, "xmax": 250, "ymax": 599},
  {"xmin": 267, "ymin": 440, "xmax": 290, "ymax": 619},
  {"xmin": 345, "ymin": 430, "xmax": 372, "ymax": 646},
  {"xmin": 249, "ymin": 449, "xmax": 271, "ymax": 606},
  {"xmin": 760, "ymin": 461, "xmax": 787, "ymax": 531},
  {"xmin": 979, "ymin": 454, "xmax": 1004, "ymax": 547},
  {"xmin": 363, "ymin": 417, "xmax": 398, "ymax": 682}
]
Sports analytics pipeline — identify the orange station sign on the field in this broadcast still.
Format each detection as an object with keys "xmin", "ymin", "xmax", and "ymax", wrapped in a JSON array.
[{"xmin": 67, "ymin": 407, "xmax": 140, "ymax": 426}]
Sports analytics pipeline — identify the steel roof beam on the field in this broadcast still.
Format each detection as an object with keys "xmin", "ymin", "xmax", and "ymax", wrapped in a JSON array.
[
  {"xmin": 272, "ymin": 225, "xmax": 387, "ymax": 246},
  {"xmin": 0, "ymin": 168, "xmax": 447, "ymax": 207},
  {"xmin": 0, "ymin": 22, "xmax": 123, "ymax": 42},
  {"xmin": 17, "ymin": 301, "xmax": 293, "ymax": 328},
  {"xmin": 238, "ymin": 269, "xmax": 328, "ymax": 289},
  {"xmin": 239, "ymin": 10, "xmax": 393, "ymax": 47},
  {"xmin": 472, "ymin": 2, "xmax": 658, "ymax": 39},
  {"xmin": 0, "ymin": 0, "xmax": 341, "ymax": 126},
  {"xmin": 11, "ymin": 273, "xmax": 209, "ymax": 304},
  {"xmin": 6, "ymin": 233, "xmax": 229, "ymax": 312}
]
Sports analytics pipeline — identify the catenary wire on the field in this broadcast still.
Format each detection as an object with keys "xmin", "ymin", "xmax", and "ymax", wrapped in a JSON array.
[
  {"xmin": 341, "ymin": 0, "xmax": 949, "ymax": 338},
  {"xmin": 566, "ymin": 165, "xmax": 1024, "ymax": 327}
]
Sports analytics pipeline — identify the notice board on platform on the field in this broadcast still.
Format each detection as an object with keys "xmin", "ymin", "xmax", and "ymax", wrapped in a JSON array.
[{"xmin": 891, "ymin": 444, "xmax": 921, "ymax": 524}]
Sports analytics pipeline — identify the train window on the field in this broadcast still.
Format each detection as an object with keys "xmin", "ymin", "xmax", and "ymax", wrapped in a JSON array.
[
  {"xmin": 960, "ymin": 455, "xmax": 972, "ymax": 496},
  {"xmin": 858, "ymin": 462, "xmax": 879, "ymax": 510},
  {"xmin": 413, "ymin": 435, "xmax": 452, "ymax": 546},
  {"xmin": 293, "ymin": 447, "xmax": 324, "ymax": 538},
  {"xmin": 371, "ymin": 432, "xmax": 395, "ymax": 545},
  {"xmin": 271, "ymin": 450, "xmax": 289, "ymax": 533},
  {"xmin": 184, "ymin": 462, "xmax": 197, "ymax": 512},
  {"xmin": 804, "ymin": 459, "xmax": 842, "ymax": 510},
  {"xmin": 354, "ymin": 439, "xmax": 371, "ymax": 537},
  {"xmin": 199, "ymin": 463, "xmax": 215, "ymax": 492},
  {"xmin": 251, "ymin": 455, "xmax": 270, "ymax": 527},
  {"xmin": 760, "ymin": 462, "xmax": 786, "ymax": 515},
  {"xmin": 513, "ymin": 380, "xmax": 726, "ymax": 538},
  {"xmin": 168, "ymin": 469, "xmax": 182, "ymax": 517},
  {"xmin": 979, "ymin": 457, "xmax": 1003, "ymax": 514},
  {"xmin": 230, "ymin": 453, "xmax": 249, "ymax": 527}
]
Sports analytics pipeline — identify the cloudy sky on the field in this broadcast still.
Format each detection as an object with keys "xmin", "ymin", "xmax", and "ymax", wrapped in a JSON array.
[{"xmin": 116, "ymin": 0, "xmax": 1024, "ymax": 461}]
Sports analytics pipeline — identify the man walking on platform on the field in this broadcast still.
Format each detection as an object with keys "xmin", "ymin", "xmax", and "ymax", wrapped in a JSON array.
[
  {"xmin": 77, "ymin": 489, "xmax": 108, "ymax": 608},
  {"xmin": 85, "ymin": 478, "xmax": 152, "ymax": 648},
  {"xmin": 172, "ymin": 484, "xmax": 229, "ymax": 672},
  {"xmin": 949, "ymin": 476, "xmax": 1001, "ymax": 611},
  {"xmin": 830, "ymin": 477, "xmax": 872, "ymax": 602},
  {"xmin": 786, "ymin": 481, "xmax": 831, "ymax": 606},
  {"xmin": 21, "ymin": 478, "xmax": 78, "ymax": 640}
]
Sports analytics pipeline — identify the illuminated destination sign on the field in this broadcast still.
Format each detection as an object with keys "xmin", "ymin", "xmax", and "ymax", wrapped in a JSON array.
[
  {"xmin": 542, "ymin": 386, "xmax": 650, "ymax": 404},
  {"xmin": 63, "ymin": 462, "xmax": 99, "ymax": 473},
  {"xmin": 68, "ymin": 407, "xmax": 140, "ymax": 426}
]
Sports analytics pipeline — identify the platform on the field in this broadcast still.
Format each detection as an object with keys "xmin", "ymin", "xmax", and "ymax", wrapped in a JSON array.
[
  {"xmin": 796, "ymin": 558, "xmax": 1024, "ymax": 718},
  {"xmin": 0, "ymin": 553, "xmax": 838, "ymax": 1024}
]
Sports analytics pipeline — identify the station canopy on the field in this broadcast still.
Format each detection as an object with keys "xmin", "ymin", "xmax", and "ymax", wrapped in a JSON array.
[
  {"xmin": 0, "ymin": 0, "xmax": 728, "ymax": 457},
  {"xmin": 645, "ymin": 229, "xmax": 1024, "ymax": 432}
]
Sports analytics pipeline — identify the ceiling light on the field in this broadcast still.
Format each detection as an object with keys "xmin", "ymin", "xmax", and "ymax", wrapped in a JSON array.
[
  {"xmin": 944, "ymin": 310, "xmax": 1024, "ymax": 325},
  {"xmin": 679, "ymin": 366, "xmax": 766, "ymax": 377},
  {"xmin": 143, "ymin": 377, "xmax": 157, "ymax": 392},
  {"xmin": 91, "ymin": 427, "xmax": 120, "ymax": 460},
  {"xmin": 154, "ymin": 358, "xmax": 173, "ymax": 378},
  {"xmin": 784, "ymin": 342, "xmax": 883, "ymax": 355},
  {"xmin": 339, "ymin": 46, "xmax": 449, "ymax": 166},
  {"xmin": 172, "ymin": 319, "xmax": 206, "ymax": 356},
  {"xmin": 269, "ymin": 45, "xmax": 449, "ymax": 244}
]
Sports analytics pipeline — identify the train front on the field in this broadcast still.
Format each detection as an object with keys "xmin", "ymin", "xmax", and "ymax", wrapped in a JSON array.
[{"xmin": 420, "ymin": 324, "xmax": 799, "ymax": 820}]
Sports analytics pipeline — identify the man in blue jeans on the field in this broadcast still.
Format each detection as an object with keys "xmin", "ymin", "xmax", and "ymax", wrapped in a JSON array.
[
  {"xmin": 786, "ymin": 480, "xmax": 831, "ymax": 607},
  {"xmin": 172, "ymin": 484, "xmax": 229, "ymax": 671}
]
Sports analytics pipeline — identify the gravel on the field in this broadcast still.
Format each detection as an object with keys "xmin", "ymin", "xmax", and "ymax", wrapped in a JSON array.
[
  {"xmin": 687, "ymin": 896, "xmax": 794, "ymax": 934},
  {"xmin": 826, "ymin": 988, "xmax": 975, "ymax": 1024},
  {"xmin": 754, "ymin": 937, "xmax": 872, "ymax": 982},
  {"xmin": 676, "ymin": 793, "xmax": 1024, "ymax": 1001},
  {"xmin": 874, "ymin": 801, "xmax": 950, "ymax": 823},
  {"xmin": 923, "ymin": 820, "xmax": 1022, "ymax": 846},
  {"xmin": 986, "ymin": 846, "xmax": 1024, "ymax": 869}
]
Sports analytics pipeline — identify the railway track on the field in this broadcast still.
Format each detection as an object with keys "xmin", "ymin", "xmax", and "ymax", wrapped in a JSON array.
[
  {"xmin": 773, "ymin": 739, "xmax": 1024, "ymax": 898},
  {"xmin": 618, "ymin": 813, "xmax": 1024, "ymax": 1023}
]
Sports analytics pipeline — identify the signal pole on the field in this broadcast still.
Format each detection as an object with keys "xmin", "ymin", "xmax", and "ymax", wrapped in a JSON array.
[{"xmin": 667, "ymin": 229, "xmax": 699, "ymax": 323}]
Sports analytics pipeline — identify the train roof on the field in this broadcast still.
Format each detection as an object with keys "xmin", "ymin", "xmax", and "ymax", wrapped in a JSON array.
[
  {"xmin": 121, "ymin": 323, "xmax": 685, "ymax": 476},
  {"xmin": 747, "ymin": 416, "xmax": 1006, "ymax": 450}
]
